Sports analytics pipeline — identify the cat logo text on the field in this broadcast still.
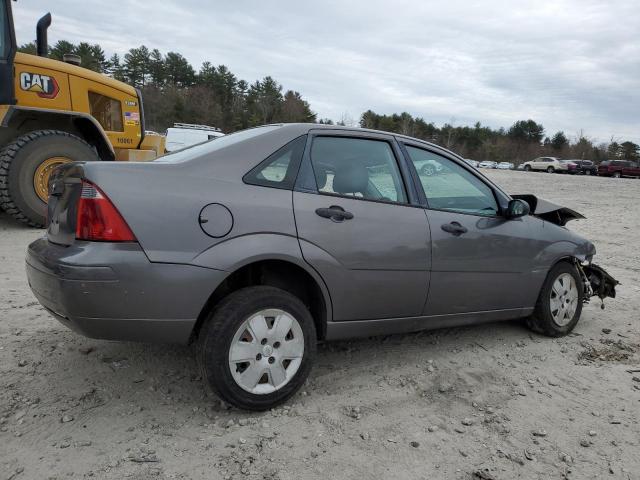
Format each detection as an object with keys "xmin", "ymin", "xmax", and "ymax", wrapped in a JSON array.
[{"xmin": 19, "ymin": 72, "xmax": 60, "ymax": 99}]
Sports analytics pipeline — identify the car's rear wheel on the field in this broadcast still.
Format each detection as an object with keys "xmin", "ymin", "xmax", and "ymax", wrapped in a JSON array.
[
  {"xmin": 547, "ymin": 166, "xmax": 555, "ymax": 173},
  {"xmin": 526, "ymin": 262, "xmax": 584, "ymax": 337},
  {"xmin": 613, "ymin": 171, "xmax": 621, "ymax": 178},
  {"xmin": 197, "ymin": 286, "xmax": 316, "ymax": 411},
  {"xmin": 524, "ymin": 165, "xmax": 531, "ymax": 172},
  {"xmin": 585, "ymin": 170, "xmax": 591, "ymax": 175}
]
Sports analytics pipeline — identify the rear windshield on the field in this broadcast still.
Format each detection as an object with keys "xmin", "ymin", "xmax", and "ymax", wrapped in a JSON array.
[{"xmin": 155, "ymin": 125, "xmax": 281, "ymax": 164}]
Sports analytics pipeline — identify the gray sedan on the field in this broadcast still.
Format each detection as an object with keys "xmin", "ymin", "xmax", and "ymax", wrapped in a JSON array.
[{"xmin": 27, "ymin": 124, "xmax": 617, "ymax": 410}]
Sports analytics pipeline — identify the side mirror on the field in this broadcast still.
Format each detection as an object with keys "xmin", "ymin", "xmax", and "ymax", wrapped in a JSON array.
[{"xmin": 506, "ymin": 199, "xmax": 530, "ymax": 219}]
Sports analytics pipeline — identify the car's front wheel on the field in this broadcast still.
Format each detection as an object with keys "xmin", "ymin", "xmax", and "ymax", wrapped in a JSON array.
[
  {"xmin": 526, "ymin": 262, "xmax": 584, "ymax": 337},
  {"xmin": 197, "ymin": 286, "xmax": 316, "ymax": 410},
  {"xmin": 547, "ymin": 166, "xmax": 555, "ymax": 173},
  {"xmin": 524, "ymin": 165, "xmax": 531, "ymax": 172}
]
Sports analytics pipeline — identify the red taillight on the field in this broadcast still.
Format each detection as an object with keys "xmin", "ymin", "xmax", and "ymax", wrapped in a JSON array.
[{"xmin": 76, "ymin": 181, "xmax": 136, "ymax": 242}]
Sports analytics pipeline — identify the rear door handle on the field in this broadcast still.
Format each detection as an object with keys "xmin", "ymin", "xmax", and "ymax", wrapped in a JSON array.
[
  {"xmin": 315, "ymin": 205, "xmax": 354, "ymax": 222},
  {"xmin": 441, "ymin": 221, "xmax": 467, "ymax": 236}
]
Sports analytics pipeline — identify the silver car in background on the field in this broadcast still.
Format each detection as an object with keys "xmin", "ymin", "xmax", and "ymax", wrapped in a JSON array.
[
  {"xmin": 479, "ymin": 160, "xmax": 497, "ymax": 168},
  {"xmin": 26, "ymin": 124, "xmax": 617, "ymax": 410},
  {"xmin": 497, "ymin": 162, "xmax": 514, "ymax": 170}
]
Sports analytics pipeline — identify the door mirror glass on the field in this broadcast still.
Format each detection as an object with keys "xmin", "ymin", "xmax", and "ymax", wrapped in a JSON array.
[{"xmin": 506, "ymin": 199, "xmax": 530, "ymax": 219}]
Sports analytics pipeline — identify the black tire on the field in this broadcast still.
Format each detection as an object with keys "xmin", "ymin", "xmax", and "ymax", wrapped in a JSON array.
[
  {"xmin": 197, "ymin": 286, "xmax": 317, "ymax": 411},
  {"xmin": 526, "ymin": 262, "xmax": 584, "ymax": 337},
  {"xmin": 0, "ymin": 130, "xmax": 99, "ymax": 227},
  {"xmin": 613, "ymin": 171, "xmax": 621, "ymax": 178},
  {"xmin": 547, "ymin": 166, "xmax": 555, "ymax": 173},
  {"xmin": 524, "ymin": 165, "xmax": 531, "ymax": 172}
]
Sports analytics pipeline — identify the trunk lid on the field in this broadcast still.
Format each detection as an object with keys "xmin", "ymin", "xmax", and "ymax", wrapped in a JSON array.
[{"xmin": 46, "ymin": 162, "xmax": 85, "ymax": 246}]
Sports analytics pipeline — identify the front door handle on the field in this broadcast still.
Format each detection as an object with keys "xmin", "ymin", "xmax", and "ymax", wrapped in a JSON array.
[
  {"xmin": 315, "ymin": 205, "xmax": 354, "ymax": 222},
  {"xmin": 441, "ymin": 221, "xmax": 467, "ymax": 236}
]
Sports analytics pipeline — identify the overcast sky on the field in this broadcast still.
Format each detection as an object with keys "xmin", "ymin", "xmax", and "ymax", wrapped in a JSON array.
[{"xmin": 13, "ymin": 0, "xmax": 640, "ymax": 143}]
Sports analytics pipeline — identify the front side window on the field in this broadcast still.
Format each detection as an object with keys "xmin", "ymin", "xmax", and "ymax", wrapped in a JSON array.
[
  {"xmin": 310, "ymin": 136, "xmax": 406, "ymax": 203},
  {"xmin": 406, "ymin": 146, "xmax": 498, "ymax": 216},
  {"xmin": 243, "ymin": 135, "xmax": 307, "ymax": 190},
  {"xmin": 89, "ymin": 92, "xmax": 123, "ymax": 132}
]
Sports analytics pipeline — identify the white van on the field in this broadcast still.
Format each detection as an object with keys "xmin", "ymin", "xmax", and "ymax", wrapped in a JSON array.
[{"xmin": 165, "ymin": 123, "xmax": 225, "ymax": 152}]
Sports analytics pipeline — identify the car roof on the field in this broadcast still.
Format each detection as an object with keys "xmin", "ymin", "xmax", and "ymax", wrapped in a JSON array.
[{"xmin": 267, "ymin": 123, "xmax": 448, "ymax": 154}]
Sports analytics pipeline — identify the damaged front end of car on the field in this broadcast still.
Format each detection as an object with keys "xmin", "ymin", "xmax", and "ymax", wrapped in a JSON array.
[
  {"xmin": 577, "ymin": 262, "xmax": 619, "ymax": 309},
  {"xmin": 513, "ymin": 194, "xmax": 619, "ymax": 308}
]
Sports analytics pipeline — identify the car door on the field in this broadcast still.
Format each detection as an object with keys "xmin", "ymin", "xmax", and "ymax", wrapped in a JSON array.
[
  {"xmin": 293, "ymin": 131, "xmax": 431, "ymax": 321},
  {"xmin": 402, "ymin": 143, "xmax": 539, "ymax": 315}
]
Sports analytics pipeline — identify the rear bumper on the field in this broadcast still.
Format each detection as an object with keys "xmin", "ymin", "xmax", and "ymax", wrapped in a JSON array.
[{"xmin": 26, "ymin": 238, "xmax": 227, "ymax": 344}]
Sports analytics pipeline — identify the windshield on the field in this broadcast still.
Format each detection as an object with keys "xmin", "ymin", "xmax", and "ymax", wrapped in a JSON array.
[{"xmin": 155, "ymin": 125, "xmax": 281, "ymax": 164}]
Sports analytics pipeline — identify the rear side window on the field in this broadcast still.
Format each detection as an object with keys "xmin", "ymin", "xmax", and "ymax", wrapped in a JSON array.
[
  {"xmin": 243, "ymin": 135, "xmax": 307, "ymax": 190},
  {"xmin": 310, "ymin": 136, "xmax": 407, "ymax": 203},
  {"xmin": 89, "ymin": 92, "xmax": 123, "ymax": 132}
]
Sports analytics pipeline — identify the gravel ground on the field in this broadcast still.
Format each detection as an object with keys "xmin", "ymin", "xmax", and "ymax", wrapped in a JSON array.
[{"xmin": 1, "ymin": 170, "xmax": 639, "ymax": 480}]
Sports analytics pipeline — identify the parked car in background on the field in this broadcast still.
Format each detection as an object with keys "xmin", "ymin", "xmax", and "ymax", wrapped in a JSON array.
[
  {"xmin": 165, "ymin": 123, "xmax": 225, "ymax": 152},
  {"xmin": 479, "ymin": 161, "xmax": 497, "ymax": 169},
  {"xmin": 567, "ymin": 160, "xmax": 598, "ymax": 176},
  {"xmin": 464, "ymin": 159, "xmax": 479, "ymax": 168},
  {"xmin": 497, "ymin": 162, "xmax": 514, "ymax": 170},
  {"xmin": 557, "ymin": 160, "xmax": 576, "ymax": 173},
  {"xmin": 621, "ymin": 163, "xmax": 640, "ymax": 178},
  {"xmin": 522, "ymin": 157, "xmax": 563, "ymax": 173},
  {"xmin": 418, "ymin": 159, "xmax": 444, "ymax": 176},
  {"xmin": 598, "ymin": 160, "xmax": 639, "ymax": 178}
]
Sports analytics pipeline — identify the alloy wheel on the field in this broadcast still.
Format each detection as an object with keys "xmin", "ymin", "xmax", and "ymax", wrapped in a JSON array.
[
  {"xmin": 228, "ymin": 309, "xmax": 304, "ymax": 394},
  {"xmin": 549, "ymin": 273, "xmax": 579, "ymax": 327}
]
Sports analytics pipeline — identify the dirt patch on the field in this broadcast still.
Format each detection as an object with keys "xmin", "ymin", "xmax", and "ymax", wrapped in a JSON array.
[{"xmin": 578, "ymin": 338, "xmax": 639, "ymax": 363}]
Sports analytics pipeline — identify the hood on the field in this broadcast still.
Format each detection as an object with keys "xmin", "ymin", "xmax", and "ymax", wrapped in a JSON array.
[
  {"xmin": 512, "ymin": 194, "xmax": 585, "ymax": 226},
  {"xmin": 14, "ymin": 52, "xmax": 137, "ymax": 96}
]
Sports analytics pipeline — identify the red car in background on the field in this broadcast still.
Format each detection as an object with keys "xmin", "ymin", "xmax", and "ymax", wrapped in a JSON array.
[
  {"xmin": 598, "ymin": 160, "xmax": 638, "ymax": 178},
  {"xmin": 622, "ymin": 163, "xmax": 640, "ymax": 178}
]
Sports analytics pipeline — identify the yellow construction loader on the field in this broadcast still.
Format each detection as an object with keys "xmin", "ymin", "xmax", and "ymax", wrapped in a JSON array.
[{"xmin": 0, "ymin": 0, "xmax": 164, "ymax": 226}]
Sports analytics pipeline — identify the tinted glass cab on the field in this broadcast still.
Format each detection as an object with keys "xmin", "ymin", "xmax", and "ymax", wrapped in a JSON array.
[{"xmin": 0, "ymin": 0, "xmax": 16, "ymax": 105}]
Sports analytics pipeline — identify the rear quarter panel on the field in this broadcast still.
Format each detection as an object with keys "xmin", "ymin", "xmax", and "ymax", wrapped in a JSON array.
[{"xmin": 81, "ymin": 125, "xmax": 309, "ymax": 265}]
